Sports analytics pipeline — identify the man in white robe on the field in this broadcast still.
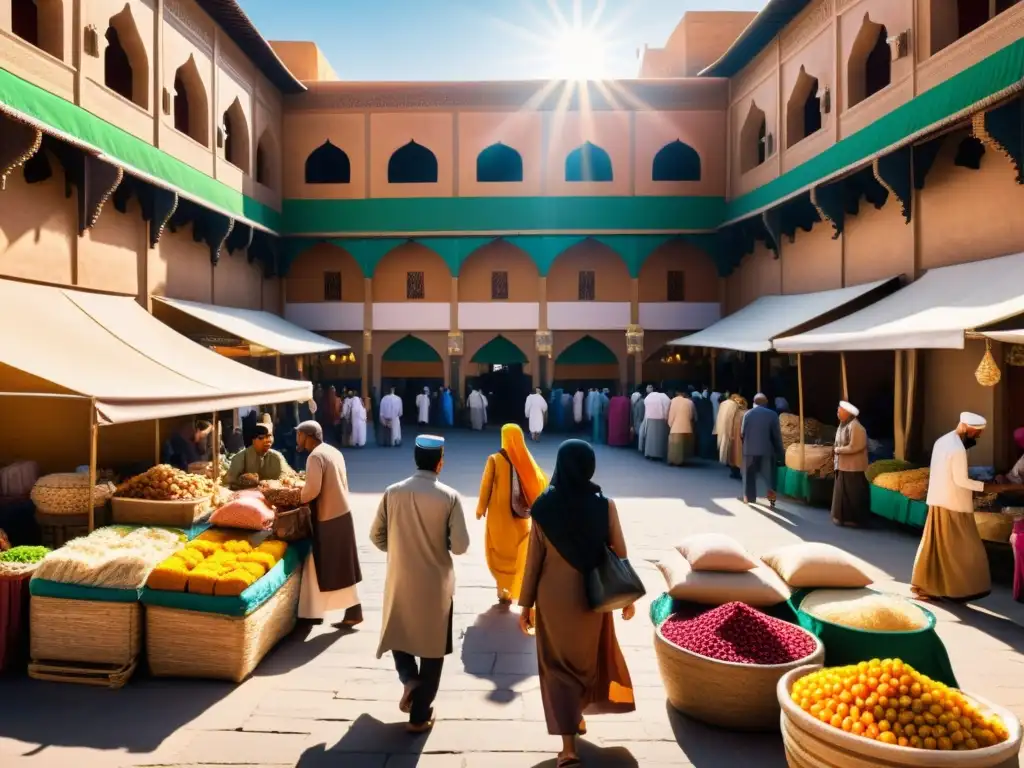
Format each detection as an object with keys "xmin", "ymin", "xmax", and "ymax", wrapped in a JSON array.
[
  {"xmin": 643, "ymin": 386, "xmax": 671, "ymax": 461},
  {"xmin": 350, "ymin": 395, "xmax": 367, "ymax": 447},
  {"xmin": 572, "ymin": 389, "xmax": 584, "ymax": 427},
  {"xmin": 380, "ymin": 388, "xmax": 403, "ymax": 447},
  {"xmin": 341, "ymin": 394, "xmax": 354, "ymax": 447},
  {"xmin": 524, "ymin": 388, "xmax": 548, "ymax": 441},
  {"xmin": 416, "ymin": 387, "xmax": 431, "ymax": 425},
  {"xmin": 467, "ymin": 388, "xmax": 486, "ymax": 430}
]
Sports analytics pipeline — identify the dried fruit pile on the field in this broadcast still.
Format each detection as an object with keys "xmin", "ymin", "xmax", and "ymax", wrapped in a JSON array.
[
  {"xmin": 115, "ymin": 465, "xmax": 214, "ymax": 502},
  {"xmin": 660, "ymin": 602, "xmax": 817, "ymax": 665},
  {"xmin": 792, "ymin": 660, "xmax": 1011, "ymax": 750}
]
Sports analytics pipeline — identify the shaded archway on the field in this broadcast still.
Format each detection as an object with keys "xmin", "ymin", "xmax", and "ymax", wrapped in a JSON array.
[
  {"xmin": 381, "ymin": 335, "xmax": 445, "ymax": 420},
  {"xmin": 740, "ymin": 102, "xmax": 767, "ymax": 173},
  {"xmin": 652, "ymin": 140, "xmax": 701, "ymax": 181},
  {"xmin": 12, "ymin": 0, "xmax": 63, "ymax": 61},
  {"xmin": 848, "ymin": 15, "xmax": 891, "ymax": 108},
  {"xmin": 471, "ymin": 335, "xmax": 528, "ymax": 366},
  {"xmin": 457, "ymin": 239, "xmax": 539, "ymax": 302},
  {"xmin": 554, "ymin": 335, "xmax": 619, "ymax": 389},
  {"xmin": 565, "ymin": 142, "xmax": 613, "ymax": 182},
  {"xmin": 786, "ymin": 67, "xmax": 821, "ymax": 148},
  {"xmin": 642, "ymin": 346, "xmax": 709, "ymax": 392},
  {"xmin": 305, "ymin": 140, "xmax": 351, "ymax": 184},
  {"xmin": 173, "ymin": 55, "xmax": 209, "ymax": 147},
  {"xmin": 388, "ymin": 140, "xmax": 438, "ymax": 184},
  {"xmin": 256, "ymin": 130, "xmax": 277, "ymax": 188},
  {"xmin": 105, "ymin": 5, "xmax": 147, "ymax": 109},
  {"xmin": 476, "ymin": 142, "xmax": 523, "ymax": 182},
  {"xmin": 222, "ymin": 98, "xmax": 250, "ymax": 172}
]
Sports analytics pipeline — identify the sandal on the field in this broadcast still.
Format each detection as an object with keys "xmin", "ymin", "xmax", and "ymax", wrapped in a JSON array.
[
  {"xmin": 406, "ymin": 709, "xmax": 436, "ymax": 734},
  {"xmin": 399, "ymin": 682, "xmax": 419, "ymax": 714},
  {"xmin": 557, "ymin": 757, "xmax": 582, "ymax": 767}
]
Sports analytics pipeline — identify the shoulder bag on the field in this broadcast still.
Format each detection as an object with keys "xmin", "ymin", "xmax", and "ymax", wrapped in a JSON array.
[
  {"xmin": 499, "ymin": 451, "xmax": 532, "ymax": 519},
  {"xmin": 273, "ymin": 505, "xmax": 313, "ymax": 542},
  {"xmin": 585, "ymin": 501, "xmax": 645, "ymax": 612}
]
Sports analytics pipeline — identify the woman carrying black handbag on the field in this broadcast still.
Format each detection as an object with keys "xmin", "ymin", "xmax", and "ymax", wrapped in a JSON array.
[{"xmin": 517, "ymin": 439, "xmax": 641, "ymax": 768}]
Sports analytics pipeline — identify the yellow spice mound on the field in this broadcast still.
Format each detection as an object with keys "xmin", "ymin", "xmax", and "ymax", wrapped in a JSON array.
[
  {"xmin": 792, "ymin": 659, "xmax": 1010, "ymax": 750},
  {"xmin": 146, "ymin": 536, "xmax": 287, "ymax": 594}
]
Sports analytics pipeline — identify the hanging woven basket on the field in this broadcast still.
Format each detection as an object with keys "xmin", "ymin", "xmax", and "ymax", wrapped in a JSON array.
[{"xmin": 975, "ymin": 340, "xmax": 1002, "ymax": 387}]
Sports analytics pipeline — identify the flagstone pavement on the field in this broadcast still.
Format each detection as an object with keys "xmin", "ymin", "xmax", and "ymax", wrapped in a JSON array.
[{"xmin": 2, "ymin": 430, "xmax": 1022, "ymax": 768}]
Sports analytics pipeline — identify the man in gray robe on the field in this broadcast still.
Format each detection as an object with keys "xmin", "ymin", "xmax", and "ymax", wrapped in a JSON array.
[{"xmin": 370, "ymin": 435, "xmax": 470, "ymax": 733}]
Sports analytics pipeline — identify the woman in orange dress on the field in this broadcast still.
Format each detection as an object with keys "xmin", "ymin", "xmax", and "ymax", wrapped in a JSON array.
[{"xmin": 476, "ymin": 424, "xmax": 548, "ymax": 604}]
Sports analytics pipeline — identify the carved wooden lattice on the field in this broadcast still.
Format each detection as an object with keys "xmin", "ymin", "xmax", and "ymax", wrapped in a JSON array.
[
  {"xmin": 667, "ymin": 270, "xmax": 685, "ymax": 302},
  {"xmin": 578, "ymin": 270, "xmax": 596, "ymax": 301},
  {"xmin": 324, "ymin": 271, "xmax": 342, "ymax": 301},
  {"xmin": 406, "ymin": 271, "xmax": 425, "ymax": 300},
  {"xmin": 491, "ymin": 270, "xmax": 509, "ymax": 300}
]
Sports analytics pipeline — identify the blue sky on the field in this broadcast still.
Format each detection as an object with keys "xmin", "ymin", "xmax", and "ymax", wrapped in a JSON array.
[{"xmin": 239, "ymin": 0, "xmax": 765, "ymax": 81}]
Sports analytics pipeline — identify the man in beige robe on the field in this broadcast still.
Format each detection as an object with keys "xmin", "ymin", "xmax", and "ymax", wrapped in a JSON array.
[
  {"xmin": 370, "ymin": 434, "xmax": 470, "ymax": 733},
  {"xmin": 667, "ymin": 392, "xmax": 696, "ymax": 466}
]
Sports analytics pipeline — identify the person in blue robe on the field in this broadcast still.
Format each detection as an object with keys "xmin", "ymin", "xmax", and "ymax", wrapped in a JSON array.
[
  {"xmin": 591, "ymin": 390, "xmax": 610, "ymax": 444},
  {"xmin": 441, "ymin": 387, "xmax": 454, "ymax": 427},
  {"xmin": 549, "ymin": 388, "xmax": 564, "ymax": 431}
]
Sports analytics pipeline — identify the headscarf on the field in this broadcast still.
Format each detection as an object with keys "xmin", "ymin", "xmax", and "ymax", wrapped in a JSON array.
[
  {"xmin": 500, "ymin": 424, "xmax": 548, "ymax": 504},
  {"xmin": 530, "ymin": 439, "xmax": 609, "ymax": 574}
]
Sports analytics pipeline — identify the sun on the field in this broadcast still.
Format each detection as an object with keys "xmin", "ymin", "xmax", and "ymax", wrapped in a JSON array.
[{"xmin": 551, "ymin": 26, "xmax": 608, "ymax": 80}]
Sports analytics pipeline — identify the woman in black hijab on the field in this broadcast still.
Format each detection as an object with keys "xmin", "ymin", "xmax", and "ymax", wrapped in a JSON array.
[{"xmin": 518, "ymin": 439, "xmax": 636, "ymax": 768}]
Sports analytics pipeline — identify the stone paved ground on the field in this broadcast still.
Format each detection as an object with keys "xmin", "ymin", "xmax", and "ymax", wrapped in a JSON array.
[{"xmin": 2, "ymin": 430, "xmax": 1022, "ymax": 767}]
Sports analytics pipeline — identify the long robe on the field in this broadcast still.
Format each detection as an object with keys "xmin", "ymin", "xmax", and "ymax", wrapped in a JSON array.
[
  {"xmin": 441, "ymin": 390, "xmax": 454, "ymax": 426},
  {"xmin": 561, "ymin": 393, "xmax": 573, "ymax": 431},
  {"xmin": 715, "ymin": 398, "xmax": 739, "ymax": 465},
  {"xmin": 416, "ymin": 392, "xmax": 430, "ymax": 424},
  {"xmin": 694, "ymin": 395, "xmax": 716, "ymax": 459},
  {"xmin": 573, "ymin": 391, "xmax": 584, "ymax": 425},
  {"xmin": 299, "ymin": 443, "xmax": 361, "ymax": 620},
  {"xmin": 350, "ymin": 398, "xmax": 367, "ymax": 447},
  {"xmin": 607, "ymin": 395, "xmax": 631, "ymax": 447},
  {"xmin": 477, "ymin": 453, "xmax": 532, "ymax": 600},
  {"xmin": 379, "ymin": 394, "xmax": 403, "ymax": 447},
  {"xmin": 526, "ymin": 393, "xmax": 548, "ymax": 435},
  {"xmin": 642, "ymin": 393, "xmax": 670, "ymax": 461},
  {"xmin": 591, "ymin": 394, "xmax": 609, "ymax": 444},
  {"xmin": 468, "ymin": 391, "xmax": 486, "ymax": 430},
  {"xmin": 631, "ymin": 395, "xmax": 645, "ymax": 452}
]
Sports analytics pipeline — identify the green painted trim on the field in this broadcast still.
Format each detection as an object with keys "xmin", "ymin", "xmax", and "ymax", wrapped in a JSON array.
[
  {"xmin": 725, "ymin": 37, "xmax": 1024, "ymax": 223},
  {"xmin": 556, "ymin": 335, "xmax": 618, "ymax": 365},
  {"xmin": 470, "ymin": 335, "xmax": 529, "ymax": 365},
  {"xmin": 0, "ymin": 66, "xmax": 282, "ymax": 232},
  {"xmin": 382, "ymin": 334, "xmax": 443, "ymax": 363},
  {"xmin": 283, "ymin": 196, "xmax": 725, "ymax": 236}
]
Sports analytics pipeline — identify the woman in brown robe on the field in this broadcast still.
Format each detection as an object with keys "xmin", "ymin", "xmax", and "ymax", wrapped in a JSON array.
[{"xmin": 518, "ymin": 439, "xmax": 636, "ymax": 767}]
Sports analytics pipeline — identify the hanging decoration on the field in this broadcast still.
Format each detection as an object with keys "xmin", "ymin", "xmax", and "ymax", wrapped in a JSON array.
[{"xmin": 975, "ymin": 339, "xmax": 1002, "ymax": 387}]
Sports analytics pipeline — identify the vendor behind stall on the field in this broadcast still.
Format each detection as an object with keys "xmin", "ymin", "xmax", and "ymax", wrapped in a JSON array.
[
  {"xmin": 224, "ymin": 424, "xmax": 291, "ymax": 487},
  {"xmin": 163, "ymin": 420, "xmax": 210, "ymax": 471}
]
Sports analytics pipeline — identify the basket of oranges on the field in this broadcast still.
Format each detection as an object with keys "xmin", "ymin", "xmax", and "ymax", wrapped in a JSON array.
[{"xmin": 777, "ymin": 661, "xmax": 1021, "ymax": 767}]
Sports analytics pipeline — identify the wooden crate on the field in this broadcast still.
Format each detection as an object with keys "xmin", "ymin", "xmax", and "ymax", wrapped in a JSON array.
[{"xmin": 29, "ymin": 658, "xmax": 137, "ymax": 689}]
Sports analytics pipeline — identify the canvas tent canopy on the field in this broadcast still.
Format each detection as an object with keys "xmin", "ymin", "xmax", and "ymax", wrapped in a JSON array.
[
  {"xmin": 774, "ymin": 252, "xmax": 1024, "ymax": 352},
  {"xmin": 152, "ymin": 296, "xmax": 348, "ymax": 357},
  {"xmin": 669, "ymin": 278, "xmax": 898, "ymax": 352},
  {"xmin": 0, "ymin": 279, "xmax": 311, "ymax": 424}
]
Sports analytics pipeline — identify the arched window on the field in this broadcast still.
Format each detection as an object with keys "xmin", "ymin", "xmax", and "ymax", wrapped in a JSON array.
[
  {"xmin": 848, "ymin": 16, "xmax": 891, "ymax": 108},
  {"xmin": 476, "ymin": 143, "xmax": 523, "ymax": 182},
  {"xmin": 651, "ymin": 140, "xmax": 701, "ymax": 182},
  {"xmin": 786, "ymin": 67, "xmax": 821, "ymax": 148},
  {"xmin": 740, "ymin": 102, "xmax": 768, "ymax": 173},
  {"xmin": 104, "ymin": 6, "xmax": 148, "ymax": 109},
  {"xmin": 931, "ymin": 1, "xmax": 1020, "ymax": 55},
  {"xmin": 305, "ymin": 140, "xmax": 351, "ymax": 184},
  {"xmin": 173, "ymin": 56, "xmax": 209, "ymax": 146},
  {"xmin": 565, "ymin": 142, "xmax": 613, "ymax": 182},
  {"xmin": 387, "ymin": 140, "xmax": 438, "ymax": 184},
  {"xmin": 222, "ymin": 98, "xmax": 249, "ymax": 173},
  {"xmin": 12, "ymin": 0, "xmax": 64, "ymax": 60},
  {"xmin": 256, "ymin": 131, "xmax": 277, "ymax": 188}
]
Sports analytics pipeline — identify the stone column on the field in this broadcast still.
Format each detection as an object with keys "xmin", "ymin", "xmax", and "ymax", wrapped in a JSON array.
[
  {"xmin": 362, "ymin": 277, "xmax": 373, "ymax": 398},
  {"xmin": 538, "ymin": 276, "xmax": 549, "ymax": 388},
  {"xmin": 629, "ymin": 278, "xmax": 640, "ymax": 390},
  {"xmin": 448, "ymin": 276, "xmax": 459, "ymax": 388}
]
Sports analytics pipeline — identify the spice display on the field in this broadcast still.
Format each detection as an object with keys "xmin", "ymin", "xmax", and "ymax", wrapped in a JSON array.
[
  {"xmin": 784, "ymin": 443, "xmax": 835, "ymax": 478},
  {"xmin": 873, "ymin": 469, "xmax": 930, "ymax": 499},
  {"xmin": 146, "ymin": 535, "xmax": 287, "ymax": 596},
  {"xmin": 780, "ymin": 414, "xmax": 824, "ymax": 451},
  {"xmin": 259, "ymin": 475, "xmax": 305, "ymax": 509},
  {"xmin": 30, "ymin": 473, "xmax": 116, "ymax": 515},
  {"xmin": 32, "ymin": 526, "xmax": 184, "ymax": 589},
  {"xmin": 660, "ymin": 602, "xmax": 818, "ymax": 665},
  {"xmin": 115, "ymin": 465, "xmax": 215, "ymax": 502},
  {"xmin": 0, "ymin": 545, "xmax": 50, "ymax": 564},
  {"xmin": 865, "ymin": 460, "xmax": 914, "ymax": 484},
  {"xmin": 791, "ymin": 660, "xmax": 1011, "ymax": 749},
  {"xmin": 801, "ymin": 591, "xmax": 928, "ymax": 632}
]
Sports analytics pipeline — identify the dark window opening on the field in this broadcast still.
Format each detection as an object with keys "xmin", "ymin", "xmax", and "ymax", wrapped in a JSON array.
[
  {"xmin": 256, "ymin": 142, "xmax": 269, "ymax": 186},
  {"xmin": 757, "ymin": 118, "xmax": 767, "ymax": 166},
  {"xmin": 477, "ymin": 143, "xmax": 523, "ymax": 183},
  {"xmin": 667, "ymin": 271, "xmax": 685, "ymax": 302},
  {"xmin": 103, "ymin": 27, "xmax": 133, "ymax": 103},
  {"xmin": 491, "ymin": 271, "xmax": 509, "ymax": 300},
  {"xmin": 565, "ymin": 142, "xmax": 613, "ymax": 182},
  {"xmin": 388, "ymin": 141, "xmax": 438, "ymax": 184},
  {"xmin": 864, "ymin": 26, "xmax": 892, "ymax": 102},
  {"xmin": 12, "ymin": 0, "xmax": 39, "ymax": 49},
  {"xmin": 996, "ymin": 0, "xmax": 1020, "ymax": 13},
  {"xmin": 578, "ymin": 270, "xmax": 596, "ymax": 301},
  {"xmin": 740, "ymin": 103, "xmax": 768, "ymax": 173},
  {"xmin": 406, "ymin": 271, "xmax": 425, "ymax": 300},
  {"xmin": 652, "ymin": 140, "xmax": 701, "ymax": 182},
  {"xmin": 803, "ymin": 85, "xmax": 822, "ymax": 138},
  {"xmin": 173, "ymin": 73, "xmax": 190, "ymax": 136},
  {"xmin": 958, "ymin": 0, "xmax": 990, "ymax": 37},
  {"xmin": 324, "ymin": 271, "xmax": 342, "ymax": 301},
  {"xmin": 305, "ymin": 141, "xmax": 351, "ymax": 184}
]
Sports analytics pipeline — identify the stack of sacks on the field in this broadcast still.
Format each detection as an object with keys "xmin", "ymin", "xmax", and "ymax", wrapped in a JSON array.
[
  {"xmin": 779, "ymin": 415, "xmax": 824, "ymax": 452},
  {"xmin": 146, "ymin": 533, "xmax": 288, "ymax": 597},
  {"xmin": 760, "ymin": 542, "xmax": 876, "ymax": 590},
  {"xmin": 784, "ymin": 443, "xmax": 835, "ymax": 478},
  {"xmin": 656, "ymin": 533, "xmax": 792, "ymax": 608}
]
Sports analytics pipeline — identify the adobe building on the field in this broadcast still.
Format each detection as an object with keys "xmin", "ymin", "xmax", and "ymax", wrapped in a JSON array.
[{"xmin": 1, "ymin": 1, "xmax": 1024, "ymax": 462}]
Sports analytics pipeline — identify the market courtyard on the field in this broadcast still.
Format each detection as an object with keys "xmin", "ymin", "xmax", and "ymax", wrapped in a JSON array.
[{"xmin": 1, "ymin": 431, "xmax": 1022, "ymax": 768}]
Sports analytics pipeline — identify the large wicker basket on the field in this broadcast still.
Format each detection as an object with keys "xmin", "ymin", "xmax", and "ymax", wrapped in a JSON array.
[
  {"xmin": 110, "ymin": 496, "xmax": 212, "ymax": 528},
  {"xmin": 653, "ymin": 622, "xmax": 824, "ymax": 730},
  {"xmin": 778, "ymin": 665, "xmax": 1022, "ymax": 768},
  {"xmin": 30, "ymin": 596, "xmax": 141, "ymax": 666},
  {"xmin": 145, "ymin": 570, "xmax": 300, "ymax": 683},
  {"xmin": 974, "ymin": 512, "xmax": 1015, "ymax": 544}
]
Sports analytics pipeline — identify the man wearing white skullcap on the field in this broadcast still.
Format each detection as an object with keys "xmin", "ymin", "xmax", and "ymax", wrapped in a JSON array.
[
  {"xmin": 831, "ymin": 401, "xmax": 870, "ymax": 528},
  {"xmin": 911, "ymin": 412, "xmax": 991, "ymax": 602}
]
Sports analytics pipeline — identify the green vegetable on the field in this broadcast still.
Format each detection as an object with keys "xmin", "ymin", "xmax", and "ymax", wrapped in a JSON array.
[{"xmin": 0, "ymin": 545, "xmax": 51, "ymax": 564}]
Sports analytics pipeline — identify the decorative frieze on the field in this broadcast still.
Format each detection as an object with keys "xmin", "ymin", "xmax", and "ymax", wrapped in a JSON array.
[
  {"xmin": 164, "ymin": 0, "xmax": 213, "ymax": 54},
  {"xmin": 781, "ymin": 0, "xmax": 834, "ymax": 58}
]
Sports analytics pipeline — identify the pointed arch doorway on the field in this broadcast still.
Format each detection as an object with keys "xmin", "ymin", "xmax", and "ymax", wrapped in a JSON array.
[
  {"xmin": 554, "ymin": 335, "xmax": 620, "ymax": 392},
  {"xmin": 469, "ymin": 335, "xmax": 531, "ymax": 428},
  {"xmin": 381, "ymin": 335, "xmax": 444, "ymax": 424}
]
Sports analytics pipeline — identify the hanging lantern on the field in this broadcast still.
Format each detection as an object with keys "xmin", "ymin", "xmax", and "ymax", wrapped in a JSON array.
[
  {"xmin": 625, "ymin": 325, "xmax": 644, "ymax": 355},
  {"xmin": 328, "ymin": 353, "xmax": 337, "ymax": 362},
  {"xmin": 447, "ymin": 330, "xmax": 464, "ymax": 357},
  {"xmin": 535, "ymin": 330, "xmax": 553, "ymax": 357},
  {"xmin": 363, "ymin": 330, "xmax": 372, "ymax": 355},
  {"xmin": 975, "ymin": 339, "xmax": 1001, "ymax": 387}
]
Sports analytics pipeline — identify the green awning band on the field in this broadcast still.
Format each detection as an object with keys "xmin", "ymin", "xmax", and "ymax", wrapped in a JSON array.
[
  {"xmin": 382, "ymin": 335, "xmax": 442, "ymax": 363},
  {"xmin": 556, "ymin": 335, "xmax": 618, "ymax": 365},
  {"xmin": 471, "ymin": 335, "xmax": 528, "ymax": 365}
]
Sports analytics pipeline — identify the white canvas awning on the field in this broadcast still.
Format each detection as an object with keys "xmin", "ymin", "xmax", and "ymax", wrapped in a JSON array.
[
  {"xmin": 774, "ymin": 253, "xmax": 1024, "ymax": 352},
  {"xmin": 153, "ymin": 297, "xmax": 348, "ymax": 356},
  {"xmin": 669, "ymin": 278, "xmax": 897, "ymax": 353},
  {"xmin": 0, "ymin": 279, "xmax": 312, "ymax": 424}
]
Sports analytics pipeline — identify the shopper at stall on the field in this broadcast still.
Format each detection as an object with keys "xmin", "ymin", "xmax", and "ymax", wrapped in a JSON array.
[
  {"xmin": 296, "ymin": 421, "xmax": 363, "ymax": 627},
  {"xmin": 740, "ymin": 394, "xmax": 781, "ymax": 505},
  {"xmin": 224, "ymin": 424, "xmax": 291, "ymax": 486},
  {"xmin": 370, "ymin": 435, "xmax": 470, "ymax": 733},
  {"xmin": 518, "ymin": 439, "xmax": 635, "ymax": 767},
  {"xmin": 831, "ymin": 400, "xmax": 870, "ymax": 528},
  {"xmin": 667, "ymin": 391, "xmax": 696, "ymax": 466},
  {"xmin": 912, "ymin": 413, "xmax": 992, "ymax": 602},
  {"xmin": 379, "ymin": 387, "xmax": 404, "ymax": 447}
]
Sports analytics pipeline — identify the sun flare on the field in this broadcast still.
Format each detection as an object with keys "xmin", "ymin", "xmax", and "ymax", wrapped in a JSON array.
[{"xmin": 551, "ymin": 26, "xmax": 608, "ymax": 80}]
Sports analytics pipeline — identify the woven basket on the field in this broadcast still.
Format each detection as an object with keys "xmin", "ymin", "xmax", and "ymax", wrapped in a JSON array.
[
  {"xmin": 653, "ymin": 623, "xmax": 824, "ymax": 730},
  {"xmin": 785, "ymin": 444, "xmax": 835, "ymax": 478},
  {"xmin": 974, "ymin": 512, "xmax": 1015, "ymax": 544},
  {"xmin": 30, "ymin": 596, "xmax": 140, "ymax": 666},
  {"xmin": 110, "ymin": 496, "xmax": 212, "ymax": 528},
  {"xmin": 778, "ymin": 665, "xmax": 1022, "ymax": 768},
  {"xmin": 976, "ymin": 342, "xmax": 1002, "ymax": 388},
  {"xmin": 261, "ymin": 486, "xmax": 303, "ymax": 509},
  {"xmin": 146, "ymin": 570, "xmax": 300, "ymax": 682}
]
